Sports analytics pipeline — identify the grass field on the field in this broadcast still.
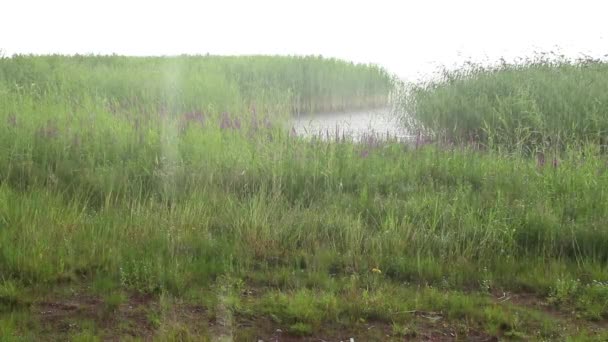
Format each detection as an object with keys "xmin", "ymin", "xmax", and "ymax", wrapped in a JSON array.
[{"xmin": 1, "ymin": 55, "xmax": 607, "ymax": 341}]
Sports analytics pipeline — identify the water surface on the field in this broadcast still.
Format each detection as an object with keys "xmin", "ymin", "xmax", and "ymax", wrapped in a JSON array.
[{"xmin": 291, "ymin": 108, "xmax": 409, "ymax": 141}]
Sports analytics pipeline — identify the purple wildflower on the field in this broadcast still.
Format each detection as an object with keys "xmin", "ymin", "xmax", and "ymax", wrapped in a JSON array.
[
  {"xmin": 537, "ymin": 152, "xmax": 546, "ymax": 168},
  {"xmin": 7, "ymin": 114, "xmax": 17, "ymax": 127},
  {"xmin": 37, "ymin": 121, "xmax": 59, "ymax": 139},
  {"xmin": 179, "ymin": 111, "xmax": 206, "ymax": 133},
  {"xmin": 220, "ymin": 112, "xmax": 233, "ymax": 130},
  {"xmin": 183, "ymin": 111, "xmax": 206, "ymax": 125}
]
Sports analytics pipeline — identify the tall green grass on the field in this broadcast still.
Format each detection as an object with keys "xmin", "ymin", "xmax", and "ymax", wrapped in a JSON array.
[
  {"xmin": 2, "ymin": 140, "xmax": 608, "ymax": 288},
  {"xmin": 401, "ymin": 56, "xmax": 608, "ymax": 150},
  {"xmin": 1, "ymin": 54, "xmax": 608, "ymax": 337}
]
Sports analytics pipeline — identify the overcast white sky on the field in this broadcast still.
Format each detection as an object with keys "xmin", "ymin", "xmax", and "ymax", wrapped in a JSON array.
[{"xmin": 1, "ymin": 0, "xmax": 606, "ymax": 80}]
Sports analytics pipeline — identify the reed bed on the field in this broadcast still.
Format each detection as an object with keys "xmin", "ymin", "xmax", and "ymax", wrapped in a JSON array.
[{"xmin": 400, "ymin": 55, "xmax": 608, "ymax": 151}]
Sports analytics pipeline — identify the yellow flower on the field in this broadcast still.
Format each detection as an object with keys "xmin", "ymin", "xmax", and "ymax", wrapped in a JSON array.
[{"xmin": 372, "ymin": 267, "xmax": 382, "ymax": 274}]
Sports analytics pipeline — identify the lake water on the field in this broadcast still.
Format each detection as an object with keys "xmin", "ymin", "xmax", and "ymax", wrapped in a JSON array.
[{"xmin": 290, "ymin": 107, "xmax": 410, "ymax": 141}]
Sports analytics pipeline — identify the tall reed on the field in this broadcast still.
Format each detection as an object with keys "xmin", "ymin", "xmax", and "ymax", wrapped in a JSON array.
[{"xmin": 400, "ymin": 55, "xmax": 608, "ymax": 151}]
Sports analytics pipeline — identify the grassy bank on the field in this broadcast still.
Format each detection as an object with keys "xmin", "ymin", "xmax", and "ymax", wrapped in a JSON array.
[{"xmin": 1, "ymin": 55, "xmax": 607, "ymax": 340}]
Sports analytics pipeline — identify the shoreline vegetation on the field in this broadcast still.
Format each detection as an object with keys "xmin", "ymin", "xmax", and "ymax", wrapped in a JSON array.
[{"xmin": 1, "ymin": 54, "xmax": 608, "ymax": 340}]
